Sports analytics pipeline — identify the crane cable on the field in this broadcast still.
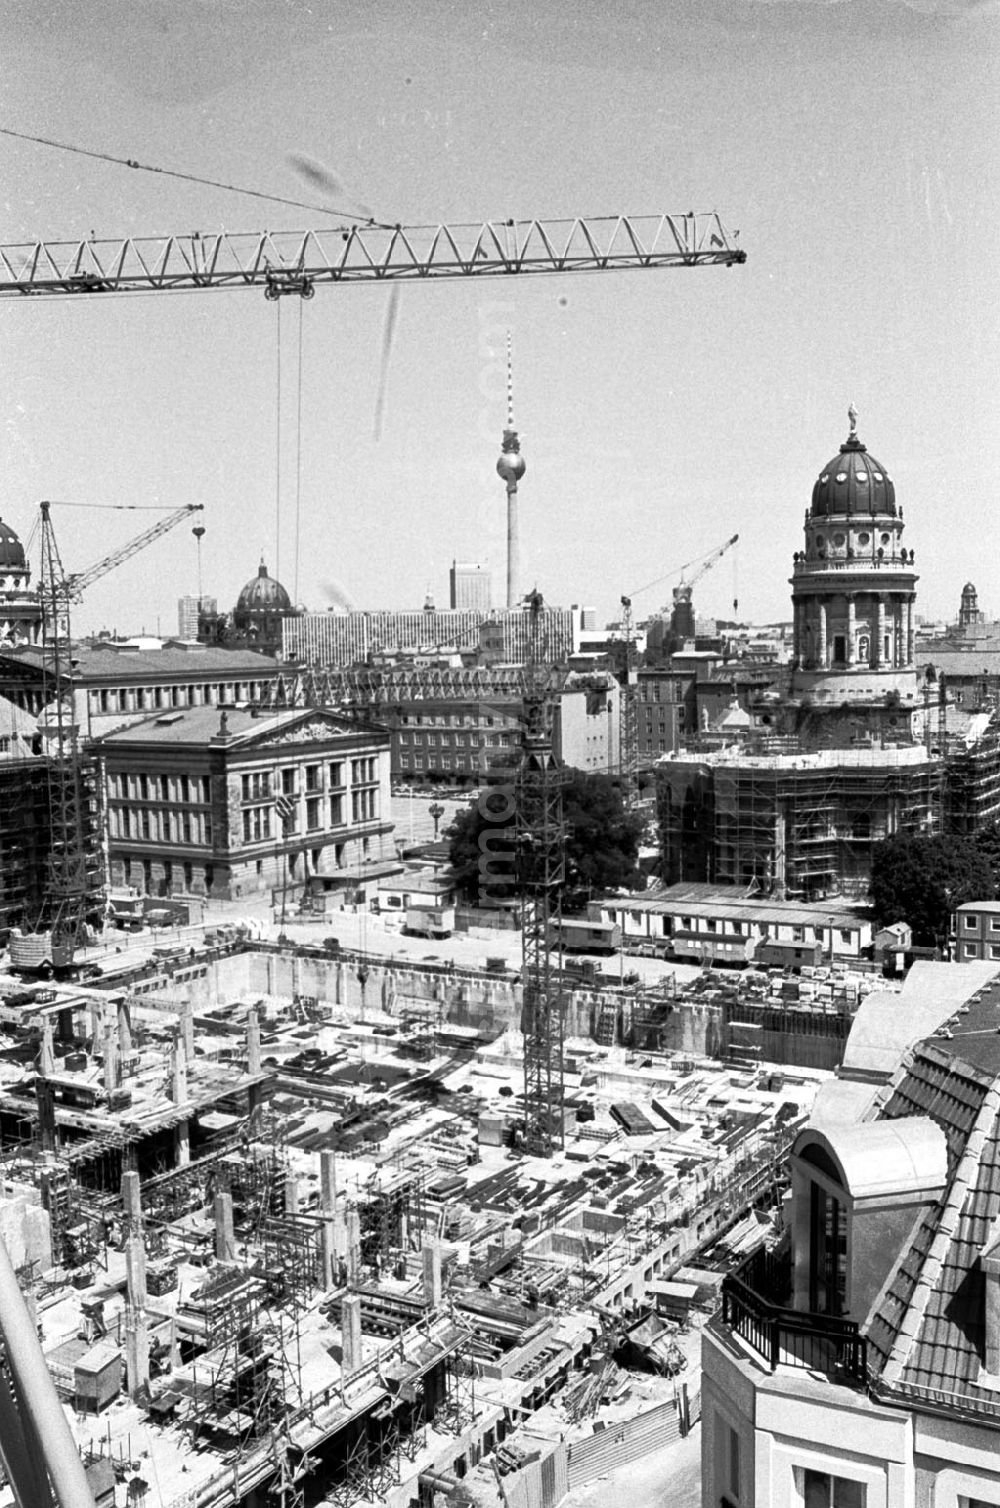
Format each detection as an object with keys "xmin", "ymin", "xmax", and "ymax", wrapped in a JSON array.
[
  {"xmin": 0, "ymin": 124, "xmax": 392, "ymax": 227},
  {"xmin": 273, "ymin": 297, "xmax": 307, "ymax": 600},
  {"xmin": 628, "ymin": 536, "xmax": 737, "ymax": 600},
  {"xmin": 294, "ymin": 299, "xmax": 304, "ymax": 607},
  {"xmin": 274, "ymin": 300, "xmax": 282, "ymax": 581}
]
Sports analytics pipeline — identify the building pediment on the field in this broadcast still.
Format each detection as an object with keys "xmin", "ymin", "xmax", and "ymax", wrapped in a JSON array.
[{"xmin": 229, "ymin": 710, "xmax": 374, "ymax": 750}]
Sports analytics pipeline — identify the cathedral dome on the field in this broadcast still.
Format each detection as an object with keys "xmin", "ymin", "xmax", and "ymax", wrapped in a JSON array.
[
  {"xmin": 810, "ymin": 416, "xmax": 896, "ymax": 520},
  {"xmin": 0, "ymin": 519, "xmax": 26, "ymax": 570},
  {"xmin": 235, "ymin": 560, "xmax": 292, "ymax": 614}
]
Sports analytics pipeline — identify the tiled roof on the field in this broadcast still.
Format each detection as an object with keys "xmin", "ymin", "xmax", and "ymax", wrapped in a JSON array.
[
  {"xmin": 874, "ymin": 1042, "xmax": 994, "ymax": 1169},
  {"xmin": 0, "ymin": 643, "xmax": 274, "ymax": 681},
  {"xmin": 868, "ymin": 1084, "xmax": 1000, "ymax": 1403},
  {"xmin": 864, "ymin": 1026, "xmax": 1000, "ymax": 1409}
]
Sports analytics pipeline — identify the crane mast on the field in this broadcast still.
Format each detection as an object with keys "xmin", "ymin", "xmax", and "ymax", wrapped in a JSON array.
[
  {"xmin": 516, "ymin": 592, "xmax": 568, "ymax": 1157},
  {"xmin": 9, "ymin": 501, "xmax": 207, "ymax": 976},
  {"xmin": 616, "ymin": 595, "xmax": 640, "ymax": 809},
  {"xmin": 10, "ymin": 504, "xmax": 99, "ymax": 973}
]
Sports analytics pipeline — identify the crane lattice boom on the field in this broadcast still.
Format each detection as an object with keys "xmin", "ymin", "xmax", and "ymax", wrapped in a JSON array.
[
  {"xmin": 674, "ymin": 532, "xmax": 740, "ymax": 599},
  {"xmin": 0, "ymin": 214, "xmax": 744, "ymax": 298},
  {"xmin": 55, "ymin": 502, "xmax": 205, "ymax": 601}
]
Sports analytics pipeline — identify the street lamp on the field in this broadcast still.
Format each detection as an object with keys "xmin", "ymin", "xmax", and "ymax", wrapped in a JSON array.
[{"xmin": 428, "ymin": 801, "xmax": 445, "ymax": 841}]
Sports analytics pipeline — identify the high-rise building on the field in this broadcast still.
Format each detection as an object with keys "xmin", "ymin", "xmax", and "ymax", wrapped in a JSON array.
[
  {"xmin": 449, "ymin": 562, "xmax": 491, "ymax": 611},
  {"xmin": 177, "ymin": 595, "xmax": 217, "ymax": 640}
]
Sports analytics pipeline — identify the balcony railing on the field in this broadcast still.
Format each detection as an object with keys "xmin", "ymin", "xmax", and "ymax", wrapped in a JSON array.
[
  {"xmin": 721, "ymin": 1272, "xmax": 868, "ymax": 1386},
  {"xmin": 791, "ymin": 556, "xmax": 913, "ymax": 574}
]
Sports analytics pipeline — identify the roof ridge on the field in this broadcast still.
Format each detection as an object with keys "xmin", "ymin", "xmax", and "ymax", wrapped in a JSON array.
[{"xmin": 877, "ymin": 1081, "xmax": 1000, "ymax": 1389}]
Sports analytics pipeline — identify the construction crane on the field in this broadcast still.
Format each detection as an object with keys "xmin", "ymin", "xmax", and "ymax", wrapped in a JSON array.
[
  {"xmin": 516, "ymin": 591, "xmax": 569, "ymax": 1157},
  {"xmin": 0, "ymin": 204, "xmax": 747, "ymax": 1503},
  {"xmin": 54, "ymin": 502, "xmax": 205, "ymax": 601},
  {"xmin": 0, "ymin": 214, "xmax": 744, "ymax": 298},
  {"xmin": 8, "ymin": 501, "xmax": 205, "ymax": 977},
  {"xmin": 669, "ymin": 532, "xmax": 740, "ymax": 642},
  {"xmin": 617, "ymin": 595, "xmax": 640, "ymax": 809}
]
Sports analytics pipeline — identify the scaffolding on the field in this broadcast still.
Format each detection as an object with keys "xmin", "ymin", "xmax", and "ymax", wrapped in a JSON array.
[
  {"xmin": 182, "ymin": 1269, "xmax": 273, "ymax": 1445},
  {"xmin": 946, "ymin": 712, "xmax": 1000, "ymax": 833},
  {"xmin": 660, "ymin": 747, "xmax": 941, "ymax": 900},
  {"xmin": 517, "ymin": 592, "xmax": 567, "ymax": 1156}
]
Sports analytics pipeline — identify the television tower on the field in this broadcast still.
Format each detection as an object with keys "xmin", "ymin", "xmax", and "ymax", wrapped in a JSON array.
[{"xmin": 496, "ymin": 332, "xmax": 526, "ymax": 609}]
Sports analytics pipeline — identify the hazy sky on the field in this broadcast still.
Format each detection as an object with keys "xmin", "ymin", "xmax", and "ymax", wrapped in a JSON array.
[{"xmin": 2, "ymin": 0, "xmax": 998, "ymax": 636}]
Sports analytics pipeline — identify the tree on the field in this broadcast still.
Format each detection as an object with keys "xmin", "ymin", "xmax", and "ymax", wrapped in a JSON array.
[
  {"xmin": 447, "ymin": 768, "xmax": 644, "ymax": 908},
  {"xmin": 869, "ymin": 832, "xmax": 995, "ymax": 946},
  {"xmin": 973, "ymin": 819, "xmax": 1000, "ymax": 890}
]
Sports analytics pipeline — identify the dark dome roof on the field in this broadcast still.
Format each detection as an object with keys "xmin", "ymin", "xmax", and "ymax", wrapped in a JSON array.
[
  {"xmin": 236, "ymin": 560, "xmax": 292, "ymax": 614},
  {"xmin": 810, "ymin": 435, "xmax": 896, "ymax": 520},
  {"xmin": 0, "ymin": 519, "xmax": 26, "ymax": 569}
]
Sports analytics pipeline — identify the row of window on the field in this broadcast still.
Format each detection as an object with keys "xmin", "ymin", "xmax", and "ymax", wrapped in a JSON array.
[
  {"xmin": 109, "ymin": 773, "xmax": 212, "ymax": 804},
  {"xmin": 964, "ymin": 943, "xmax": 1000, "ymax": 960},
  {"xmin": 962, "ymin": 913, "xmax": 1000, "ymax": 932},
  {"xmin": 397, "ymin": 732, "xmax": 514, "ymax": 748},
  {"xmin": 400, "ymin": 756, "xmax": 480, "ymax": 773},
  {"xmin": 398, "ymin": 712, "xmax": 517, "ymax": 728},
  {"xmin": 92, "ymin": 680, "xmax": 270, "ymax": 715},
  {"xmin": 241, "ymin": 763, "xmax": 347, "ymax": 803},
  {"xmin": 111, "ymin": 809, "xmax": 212, "ymax": 844}
]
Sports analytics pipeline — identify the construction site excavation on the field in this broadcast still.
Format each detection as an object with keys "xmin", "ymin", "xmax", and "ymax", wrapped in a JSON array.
[{"xmin": 0, "ymin": 918, "xmax": 861, "ymax": 1508}]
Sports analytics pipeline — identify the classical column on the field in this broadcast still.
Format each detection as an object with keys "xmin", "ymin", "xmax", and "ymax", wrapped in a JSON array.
[
  {"xmin": 818, "ymin": 600, "xmax": 828, "ymax": 668},
  {"xmin": 875, "ymin": 594, "xmax": 885, "ymax": 668},
  {"xmin": 907, "ymin": 596, "xmax": 915, "ymax": 667},
  {"xmin": 846, "ymin": 595, "xmax": 856, "ymax": 666}
]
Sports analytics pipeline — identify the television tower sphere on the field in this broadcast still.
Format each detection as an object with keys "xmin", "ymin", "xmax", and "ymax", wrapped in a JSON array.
[{"xmin": 496, "ymin": 427, "xmax": 526, "ymax": 485}]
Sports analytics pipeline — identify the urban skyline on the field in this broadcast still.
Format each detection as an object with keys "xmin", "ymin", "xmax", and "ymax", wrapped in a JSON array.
[{"xmin": 3, "ymin": 2, "xmax": 997, "ymax": 639}]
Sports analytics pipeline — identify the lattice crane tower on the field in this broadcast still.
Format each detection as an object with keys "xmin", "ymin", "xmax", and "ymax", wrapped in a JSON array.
[{"xmin": 516, "ymin": 590, "xmax": 568, "ymax": 1156}]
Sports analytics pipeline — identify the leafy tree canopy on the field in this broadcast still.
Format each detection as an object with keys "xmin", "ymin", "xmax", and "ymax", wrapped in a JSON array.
[
  {"xmin": 447, "ymin": 768, "xmax": 644, "ymax": 908},
  {"xmin": 869, "ymin": 832, "xmax": 995, "ymax": 946}
]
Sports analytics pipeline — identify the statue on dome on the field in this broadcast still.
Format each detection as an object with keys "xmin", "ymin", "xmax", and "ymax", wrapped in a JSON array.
[{"xmin": 848, "ymin": 402, "xmax": 859, "ymax": 436}]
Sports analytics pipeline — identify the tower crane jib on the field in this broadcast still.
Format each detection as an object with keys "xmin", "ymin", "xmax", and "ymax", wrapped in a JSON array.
[{"xmin": 0, "ymin": 214, "xmax": 745, "ymax": 298}]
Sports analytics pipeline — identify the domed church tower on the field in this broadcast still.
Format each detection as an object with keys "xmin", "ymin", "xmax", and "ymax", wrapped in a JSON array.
[
  {"xmin": 0, "ymin": 517, "xmax": 42, "ymax": 645},
  {"xmin": 789, "ymin": 406, "xmax": 918, "ymax": 736}
]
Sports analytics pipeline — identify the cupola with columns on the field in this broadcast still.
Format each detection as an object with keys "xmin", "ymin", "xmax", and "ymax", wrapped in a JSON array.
[{"xmin": 789, "ymin": 407, "xmax": 918, "ymax": 715}]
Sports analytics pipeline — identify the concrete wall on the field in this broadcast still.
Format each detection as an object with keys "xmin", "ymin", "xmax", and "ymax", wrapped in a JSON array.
[
  {"xmin": 167, "ymin": 947, "xmax": 726, "ymax": 1056},
  {"xmin": 134, "ymin": 947, "xmax": 741, "ymax": 1077}
]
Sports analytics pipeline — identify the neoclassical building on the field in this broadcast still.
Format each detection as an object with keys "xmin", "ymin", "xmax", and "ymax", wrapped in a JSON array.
[
  {"xmin": 658, "ymin": 411, "xmax": 938, "ymax": 900},
  {"xmin": 788, "ymin": 405, "xmax": 920, "ymax": 736},
  {"xmin": 0, "ymin": 517, "xmax": 42, "ymax": 645}
]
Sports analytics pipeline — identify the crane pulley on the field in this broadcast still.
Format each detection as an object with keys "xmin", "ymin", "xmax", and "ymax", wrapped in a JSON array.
[{"xmin": 0, "ymin": 213, "xmax": 744, "ymax": 298}]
